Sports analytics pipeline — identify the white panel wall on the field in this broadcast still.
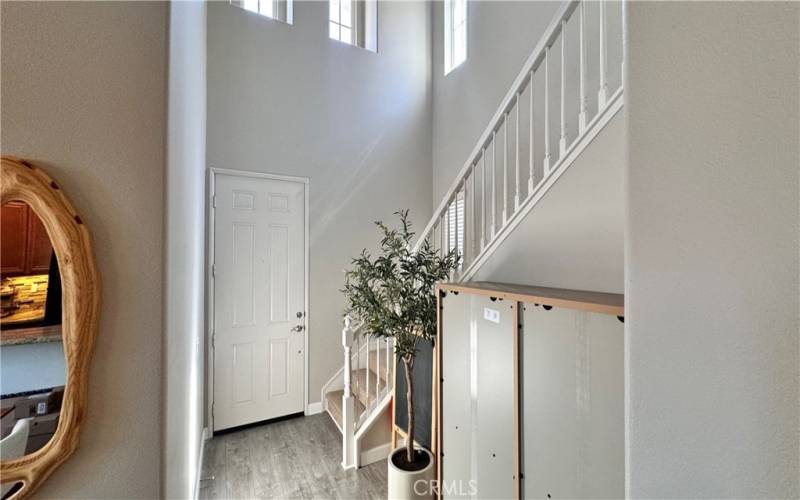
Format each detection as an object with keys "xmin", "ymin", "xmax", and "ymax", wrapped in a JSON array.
[
  {"xmin": 441, "ymin": 292, "xmax": 516, "ymax": 499},
  {"xmin": 626, "ymin": 2, "xmax": 799, "ymax": 496},
  {"xmin": 473, "ymin": 296, "xmax": 516, "ymax": 499},
  {"xmin": 522, "ymin": 306, "xmax": 623, "ymax": 498},
  {"xmin": 442, "ymin": 292, "xmax": 624, "ymax": 498},
  {"xmin": 441, "ymin": 291, "xmax": 472, "ymax": 496}
]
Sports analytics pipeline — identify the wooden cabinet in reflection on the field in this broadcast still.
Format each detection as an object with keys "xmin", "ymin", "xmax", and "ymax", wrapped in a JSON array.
[{"xmin": 1, "ymin": 201, "xmax": 53, "ymax": 277}]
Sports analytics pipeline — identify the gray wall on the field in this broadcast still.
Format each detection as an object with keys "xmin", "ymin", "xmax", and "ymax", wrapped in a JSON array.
[
  {"xmin": 0, "ymin": 2, "xmax": 167, "ymax": 498},
  {"xmin": 625, "ymin": 2, "xmax": 799, "ymax": 496},
  {"xmin": 207, "ymin": 1, "xmax": 433, "ymax": 403},
  {"xmin": 431, "ymin": 1, "xmax": 560, "ymax": 204},
  {"xmin": 164, "ymin": 1, "xmax": 207, "ymax": 499}
]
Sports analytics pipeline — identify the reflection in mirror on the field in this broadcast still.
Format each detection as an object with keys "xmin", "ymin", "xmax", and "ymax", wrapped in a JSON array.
[{"xmin": 0, "ymin": 201, "xmax": 64, "ymax": 463}]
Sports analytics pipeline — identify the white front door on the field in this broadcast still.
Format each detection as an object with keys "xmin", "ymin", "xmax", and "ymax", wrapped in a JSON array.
[{"xmin": 212, "ymin": 172, "xmax": 306, "ymax": 432}]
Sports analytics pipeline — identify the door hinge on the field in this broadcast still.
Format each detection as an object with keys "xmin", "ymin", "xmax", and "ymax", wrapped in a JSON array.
[
  {"xmin": 211, "ymin": 331, "xmax": 215, "ymax": 349},
  {"xmin": 211, "ymin": 402, "xmax": 215, "ymax": 420},
  {"xmin": 212, "ymin": 195, "xmax": 217, "ymax": 208},
  {"xmin": 212, "ymin": 264, "xmax": 216, "ymax": 277}
]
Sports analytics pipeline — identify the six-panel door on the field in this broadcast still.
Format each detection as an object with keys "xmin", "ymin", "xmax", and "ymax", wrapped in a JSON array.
[{"xmin": 213, "ymin": 173, "xmax": 305, "ymax": 431}]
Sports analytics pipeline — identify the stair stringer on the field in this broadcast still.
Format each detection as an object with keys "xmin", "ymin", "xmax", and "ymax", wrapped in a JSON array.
[{"xmin": 353, "ymin": 391, "xmax": 393, "ymax": 468}]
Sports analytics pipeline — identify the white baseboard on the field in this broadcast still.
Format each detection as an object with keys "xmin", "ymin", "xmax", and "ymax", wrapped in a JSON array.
[
  {"xmin": 306, "ymin": 401, "xmax": 323, "ymax": 415},
  {"xmin": 360, "ymin": 442, "xmax": 392, "ymax": 467},
  {"xmin": 193, "ymin": 427, "xmax": 209, "ymax": 500}
]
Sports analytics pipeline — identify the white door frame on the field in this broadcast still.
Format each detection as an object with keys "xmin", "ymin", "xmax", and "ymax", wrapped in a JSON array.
[{"xmin": 206, "ymin": 166, "xmax": 310, "ymax": 432}]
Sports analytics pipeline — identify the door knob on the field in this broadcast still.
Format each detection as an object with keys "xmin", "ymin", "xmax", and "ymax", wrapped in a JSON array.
[{"xmin": 291, "ymin": 324, "xmax": 305, "ymax": 332}]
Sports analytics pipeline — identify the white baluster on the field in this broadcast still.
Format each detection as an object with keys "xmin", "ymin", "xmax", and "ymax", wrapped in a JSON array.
[
  {"xmin": 559, "ymin": 19, "xmax": 568, "ymax": 157},
  {"xmin": 450, "ymin": 195, "xmax": 464, "ymax": 280},
  {"xmin": 528, "ymin": 70, "xmax": 535, "ymax": 194},
  {"xmin": 385, "ymin": 338, "xmax": 390, "ymax": 394},
  {"xmin": 445, "ymin": 200, "xmax": 450, "ymax": 254},
  {"xmin": 491, "ymin": 131, "xmax": 497, "ymax": 237},
  {"xmin": 378, "ymin": 339, "xmax": 383, "ymax": 396},
  {"xmin": 445, "ymin": 201, "xmax": 452, "ymax": 279},
  {"xmin": 438, "ymin": 220, "xmax": 442, "ymax": 254},
  {"xmin": 453, "ymin": 192, "xmax": 460, "ymax": 270},
  {"xmin": 502, "ymin": 116, "xmax": 508, "ymax": 224},
  {"xmin": 463, "ymin": 173, "xmax": 469, "ymax": 266},
  {"xmin": 355, "ymin": 333, "xmax": 360, "ymax": 407},
  {"xmin": 440, "ymin": 214, "xmax": 445, "ymax": 258},
  {"xmin": 543, "ymin": 45, "xmax": 551, "ymax": 175},
  {"xmin": 471, "ymin": 165, "xmax": 477, "ymax": 258},
  {"xmin": 341, "ymin": 317, "xmax": 356, "ymax": 469},
  {"xmin": 371, "ymin": 336, "xmax": 375, "ymax": 402},
  {"xmin": 342, "ymin": 319, "xmax": 352, "ymax": 399},
  {"xmin": 366, "ymin": 335, "xmax": 371, "ymax": 408},
  {"xmin": 515, "ymin": 95, "xmax": 521, "ymax": 210},
  {"xmin": 481, "ymin": 150, "xmax": 486, "ymax": 249},
  {"xmin": 598, "ymin": 0, "xmax": 609, "ymax": 108},
  {"xmin": 578, "ymin": 0, "xmax": 588, "ymax": 133}
]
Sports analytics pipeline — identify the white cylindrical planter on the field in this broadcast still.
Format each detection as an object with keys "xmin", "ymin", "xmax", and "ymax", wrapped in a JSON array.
[{"xmin": 387, "ymin": 447, "xmax": 435, "ymax": 500}]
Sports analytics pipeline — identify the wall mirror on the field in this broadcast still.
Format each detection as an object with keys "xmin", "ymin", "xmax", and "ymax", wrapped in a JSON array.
[{"xmin": 0, "ymin": 157, "xmax": 100, "ymax": 499}]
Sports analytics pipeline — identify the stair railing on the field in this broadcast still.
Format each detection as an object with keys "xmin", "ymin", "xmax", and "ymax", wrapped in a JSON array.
[
  {"xmin": 413, "ymin": 0, "xmax": 625, "ymax": 281},
  {"xmin": 341, "ymin": 316, "xmax": 357, "ymax": 469},
  {"xmin": 341, "ymin": 315, "xmax": 394, "ymax": 469}
]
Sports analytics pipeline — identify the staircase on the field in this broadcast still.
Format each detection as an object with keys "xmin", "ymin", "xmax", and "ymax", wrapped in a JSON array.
[
  {"xmin": 324, "ymin": 348, "xmax": 388, "ymax": 430},
  {"xmin": 324, "ymin": 0, "xmax": 624, "ymax": 471},
  {"xmin": 321, "ymin": 317, "xmax": 393, "ymax": 470},
  {"xmin": 413, "ymin": 0, "xmax": 625, "ymax": 279}
]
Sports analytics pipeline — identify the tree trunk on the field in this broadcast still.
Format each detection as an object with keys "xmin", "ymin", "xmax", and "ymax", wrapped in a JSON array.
[{"xmin": 403, "ymin": 354, "xmax": 415, "ymax": 464}]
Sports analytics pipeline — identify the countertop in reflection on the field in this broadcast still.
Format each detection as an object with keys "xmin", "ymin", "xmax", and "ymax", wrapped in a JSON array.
[{"xmin": 0, "ymin": 324, "xmax": 62, "ymax": 346}]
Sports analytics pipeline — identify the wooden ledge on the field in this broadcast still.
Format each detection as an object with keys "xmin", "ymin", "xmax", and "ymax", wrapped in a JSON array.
[{"xmin": 436, "ymin": 281, "xmax": 624, "ymax": 316}]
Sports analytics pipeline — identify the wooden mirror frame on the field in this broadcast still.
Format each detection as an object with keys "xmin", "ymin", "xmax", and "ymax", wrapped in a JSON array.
[{"xmin": 0, "ymin": 157, "xmax": 100, "ymax": 499}]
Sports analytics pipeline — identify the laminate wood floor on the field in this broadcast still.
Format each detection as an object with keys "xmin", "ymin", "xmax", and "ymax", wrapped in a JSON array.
[{"xmin": 199, "ymin": 413, "xmax": 387, "ymax": 500}]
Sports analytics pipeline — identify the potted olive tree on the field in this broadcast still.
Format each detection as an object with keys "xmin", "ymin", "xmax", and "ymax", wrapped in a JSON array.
[{"xmin": 343, "ymin": 210, "xmax": 459, "ymax": 499}]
